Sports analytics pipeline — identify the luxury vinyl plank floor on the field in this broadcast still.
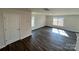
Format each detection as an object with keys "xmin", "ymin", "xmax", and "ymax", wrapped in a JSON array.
[{"xmin": 0, "ymin": 26, "xmax": 77, "ymax": 51}]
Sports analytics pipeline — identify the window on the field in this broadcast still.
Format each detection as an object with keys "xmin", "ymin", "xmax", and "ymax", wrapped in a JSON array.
[
  {"xmin": 32, "ymin": 16, "xmax": 35, "ymax": 27},
  {"xmin": 53, "ymin": 17, "xmax": 64, "ymax": 26}
]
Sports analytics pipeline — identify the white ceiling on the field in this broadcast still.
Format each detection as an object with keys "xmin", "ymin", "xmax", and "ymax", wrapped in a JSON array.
[{"xmin": 31, "ymin": 8, "xmax": 79, "ymax": 15}]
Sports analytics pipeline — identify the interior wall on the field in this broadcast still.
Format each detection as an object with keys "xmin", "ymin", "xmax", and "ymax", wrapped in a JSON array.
[
  {"xmin": 0, "ymin": 12, "xmax": 5, "ymax": 48},
  {"xmin": 75, "ymin": 33, "xmax": 79, "ymax": 51},
  {"xmin": 2, "ymin": 9, "xmax": 32, "ymax": 40},
  {"xmin": 64, "ymin": 15, "xmax": 79, "ymax": 32},
  {"xmin": 32, "ymin": 14, "xmax": 46, "ymax": 30},
  {"xmin": 0, "ymin": 9, "xmax": 32, "ymax": 48},
  {"xmin": 46, "ymin": 15, "xmax": 79, "ymax": 32}
]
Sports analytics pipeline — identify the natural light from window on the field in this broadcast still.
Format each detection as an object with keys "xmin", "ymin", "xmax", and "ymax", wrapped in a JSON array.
[
  {"xmin": 32, "ymin": 16, "xmax": 35, "ymax": 27},
  {"xmin": 52, "ymin": 28, "xmax": 69, "ymax": 37},
  {"xmin": 53, "ymin": 17, "xmax": 64, "ymax": 26}
]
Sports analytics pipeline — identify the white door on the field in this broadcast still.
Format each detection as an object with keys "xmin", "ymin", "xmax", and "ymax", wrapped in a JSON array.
[
  {"xmin": 0, "ymin": 13, "xmax": 5, "ymax": 48},
  {"xmin": 4, "ymin": 12, "xmax": 20, "ymax": 45}
]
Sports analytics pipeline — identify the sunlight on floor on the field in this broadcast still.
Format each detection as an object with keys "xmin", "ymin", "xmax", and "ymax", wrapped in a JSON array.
[{"xmin": 52, "ymin": 28, "xmax": 69, "ymax": 37}]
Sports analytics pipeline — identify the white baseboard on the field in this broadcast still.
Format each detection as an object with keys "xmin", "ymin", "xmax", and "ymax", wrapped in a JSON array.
[
  {"xmin": 20, "ymin": 33, "xmax": 32, "ymax": 40},
  {"xmin": 0, "ymin": 44, "xmax": 6, "ymax": 49}
]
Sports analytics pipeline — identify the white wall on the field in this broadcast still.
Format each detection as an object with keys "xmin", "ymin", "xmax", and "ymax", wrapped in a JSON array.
[
  {"xmin": 46, "ymin": 15, "xmax": 79, "ymax": 32},
  {"xmin": 2, "ymin": 9, "xmax": 32, "ymax": 40},
  {"xmin": 75, "ymin": 33, "xmax": 79, "ymax": 51},
  {"xmin": 64, "ymin": 15, "xmax": 79, "ymax": 32},
  {"xmin": 0, "ymin": 12, "xmax": 5, "ymax": 48},
  {"xmin": 32, "ymin": 14, "xmax": 79, "ymax": 32},
  {"xmin": 32, "ymin": 14, "xmax": 46, "ymax": 30},
  {"xmin": 0, "ymin": 9, "xmax": 32, "ymax": 48}
]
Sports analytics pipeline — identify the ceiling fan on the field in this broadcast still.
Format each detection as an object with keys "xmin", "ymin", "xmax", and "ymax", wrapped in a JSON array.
[{"xmin": 43, "ymin": 8, "xmax": 50, "ymax": 11}]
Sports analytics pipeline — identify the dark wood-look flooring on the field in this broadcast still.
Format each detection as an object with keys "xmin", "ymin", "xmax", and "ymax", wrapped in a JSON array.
[{"xmin": 0, "ymin": 26, "xmax": 77, "ymax": 51}]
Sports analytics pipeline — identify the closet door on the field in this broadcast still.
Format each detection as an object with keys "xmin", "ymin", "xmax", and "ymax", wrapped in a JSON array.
[
  {"xmin": 4, "ymin": 12, "xmax": 20, "ymax": 45},
  {"xmin": 0, "ymin": 13, "xmax": 5, "ymax": 48},
  {"xmin": 19, "ymin": 12, "xmax": 28, "ymax": 39},
  {"xmin": 19, "ymin": 11, "xmax": 31, "ymax": 39}
]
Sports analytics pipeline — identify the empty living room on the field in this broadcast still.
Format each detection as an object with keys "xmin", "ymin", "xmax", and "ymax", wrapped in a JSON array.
[{"xmin": 0, "ymin": 8, "xmax": 79, "ymax": 51}]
